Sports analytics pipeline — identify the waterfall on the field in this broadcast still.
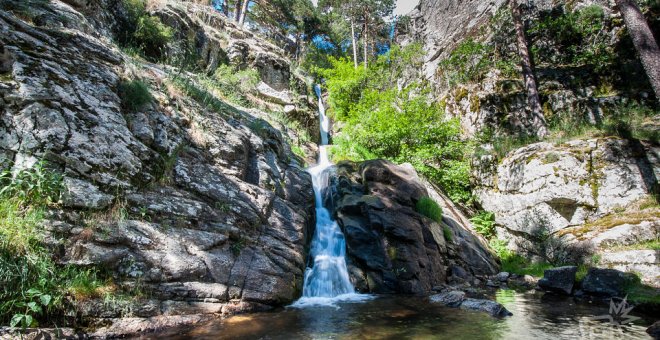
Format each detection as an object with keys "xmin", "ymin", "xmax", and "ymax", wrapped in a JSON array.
[{"xmin": 292, "ymin": 85, "xmax": 368, "ymax": 307}]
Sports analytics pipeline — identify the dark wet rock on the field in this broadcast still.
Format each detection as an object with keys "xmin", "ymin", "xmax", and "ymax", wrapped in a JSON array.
[
  {"xmin": 430, "ymin": 290, "xmax": 512, "ymax": 317},
  {"xmin": 330, "ymin": 160, "xmax": 498, "ymax": 294},
  {"xmin": 538, "ymin": 266, "xmax": 578, "ymax": 295},
  {"xmin": 496, "ymin": 272, "xmax": 510, "ymax": 282},
  {"xmin": 647, "ymin": 321, "xmax": 660, "ymax": 339},
  {"xmin": 581, "ymin": 268, "xmax": 636, "ymax": 297},
  {"xmin": 460, "ymin": 298, "xmax": 513, "ymax": 317},
  {"xmin": 429, "ymin": 291, "xmax": 466, "ymax": 307}
]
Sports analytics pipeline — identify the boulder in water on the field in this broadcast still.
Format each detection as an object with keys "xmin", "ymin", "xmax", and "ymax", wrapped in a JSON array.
[
  {"xmin": 429, "ymin": 291, "xmax": 466, "ymax": 307},
  {"xmin": 581, "ymin": 268, "xmax": 636, "ymax": 297},
  {"xmin": 430, "ymin": 291, "xmax": 512, "ymax": 317},
  {"xmin": 460, "ymin": 298, "xmax": 513, "ymax": 317},
  {"xmin": 538, "ymin": 266, "xmax": 577, "ymax": 295}
]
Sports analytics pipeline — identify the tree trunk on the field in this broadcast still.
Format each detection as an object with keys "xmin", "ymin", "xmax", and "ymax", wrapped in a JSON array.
[
  {"xmin": 222, "ymin": 0, "xmax": 228, "ymax": 16},
  {"xmin": 511, "ymin": 0, "xmax": 547, "ymax": 138},
  {"xmin": 351, "ymin": 19, "xmax": 358, "ymax": 69},
  {"xmin": 235, "ymin": 0, "xmax": 242, "ymax": 22},
  {"xmin": 615, "ymin": 0, "xmax": 660, "ymax": 102},
  {"xmin": 363, "ymin": 15, "xmax": 368, "ymax": 70},
  {"xmin": 238, "ymin": 0, "xmax": 249, "ymax": 26}
]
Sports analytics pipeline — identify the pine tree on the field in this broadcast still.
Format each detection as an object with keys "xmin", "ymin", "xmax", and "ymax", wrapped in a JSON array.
[{"xmin": 615, "ymin": 0, "xmax": 660, "ymax": 102}]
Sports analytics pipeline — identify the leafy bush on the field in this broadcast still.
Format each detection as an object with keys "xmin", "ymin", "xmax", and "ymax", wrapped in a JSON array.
[
  {"xmin": 133, "ymin": 15, "xmax": 174, "ymax": 61},
  {"xmin": 320, "ymin": 44, "xmax": 474, "ymax": 204},
  {"xmin": 438, "ymin": 39, "xmax": 493, "ymax": 86},
  {"xmin": 118, "ymin": 79, "xmax": 152, "ymax": 112},
  {"xmin": 0, "ymin": 164, "xmax": 105, "ymax": 327},
  {"xmin": 529, "ymin": 5, "xmax": 612, "ymax": 70},
  {"xmin": 0, "ymin": 161, "xmax": 63, "ymax": 207},
  {"xmin": 212, "ymin": 64, "xmax": 260, "ymax": 105},
  {"xmin": 118, "ymin": 0, "xmax": 173, "ymax": 61},
  {"xmin": 415, "ymin": 197, "xmax": 443, "ymax": 223},
  {"xmin": 470, "ymin": 211, "xmax": 496, "ymax": 239}
]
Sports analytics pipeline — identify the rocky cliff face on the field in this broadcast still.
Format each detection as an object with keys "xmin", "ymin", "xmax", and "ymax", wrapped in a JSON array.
[
  {"xmin": 1, "ymin": 0, "xmax": 317, "ymax": 321},
  {"xmin": 329, "ymin": 160, "xmax": 498, "ymax": 294},
  {"xmin": 403, "ymin": 0, "xmax": 505, "ymax": 81},
  {"xmin": 474, "ymin": 138, "xmax": 659, "ymax": 285},
  {"xmin": 405, "ymin": 0, "xmax": 659, "ymax": 286},
  {"xmin": 403, "ymin": 0, "xmax": 658, "ymax": 137}
]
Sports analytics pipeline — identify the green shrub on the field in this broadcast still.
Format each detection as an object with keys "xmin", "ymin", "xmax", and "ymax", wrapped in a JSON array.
[
  {"xmin": 438, "ymin": 39, "xmax": 493, "ymax": 86},
  {"xmin": 470, "ymin": 211, "xmax": 496, "ymax": 239},
  {"xmin": 318, "ymin": 44, "xmax": 474, "ymax": 204},
  {"xmin": 119, "ymin": 0, "xmax": 173, "ymax": 62},
  {"xmin": 443, "ymin": 226, "xmax": 453, "ymax": 242},
  {"xmin": 212, "ymin": 64, "xmax": 260, "ymax": 105},
  {"xmin": 415, "ymin": 197, "xmax": 443, "ymax": 223},
  {"xmin": 529, "ymin": 5, "xmax": 612, "ymax": 70},
  {"xmin": 118, "ymin": 79, "xmax": 152, "ymax": 112},
  {"xmin": 0, "ymin": 161, "xmax": 63, "ymax": 207},
  {"xmin": 0, "ymin": 164, "xmax": 105, "ymax": 327},
  {"xmin": 133, "ymin": 15, "xmax": 173, "ymax": 61}
]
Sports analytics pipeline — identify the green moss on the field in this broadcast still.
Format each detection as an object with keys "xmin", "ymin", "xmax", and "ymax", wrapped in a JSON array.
[
  {"xmin": 624, "ymin": 274, "xmax": 660, "ymax": 305},
  {"xmin": 455, "ymin": 87, "xmax": 469, "ymax": 102},
  {"xmin": 470, "ymin": 94, "xmax": 481, "ymax": 112},
  {"xmin": 387, "ymin": 246, "xmax": 397, "ymax": 260}
]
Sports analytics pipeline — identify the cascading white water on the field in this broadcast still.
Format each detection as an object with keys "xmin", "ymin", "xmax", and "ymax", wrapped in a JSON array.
[{"xmin": 292, "ymin": 85, "xmax": 368, "ymax": 307}]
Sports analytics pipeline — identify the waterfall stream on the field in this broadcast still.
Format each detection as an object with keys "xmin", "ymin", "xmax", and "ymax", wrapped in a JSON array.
[{"xmin": 291, "ymin": 85, "xmax": 368, "ymax": 307}]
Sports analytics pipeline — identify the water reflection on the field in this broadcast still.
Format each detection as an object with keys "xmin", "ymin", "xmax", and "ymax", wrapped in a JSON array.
[{"xmin": 144, "ymin": 291, "xmax": 653, "ymax": 339}]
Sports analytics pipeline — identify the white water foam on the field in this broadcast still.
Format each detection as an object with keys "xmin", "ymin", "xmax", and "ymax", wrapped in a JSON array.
[{"xmin": 291, "ymin": 85, "xmax": 371, "ymax": 309}]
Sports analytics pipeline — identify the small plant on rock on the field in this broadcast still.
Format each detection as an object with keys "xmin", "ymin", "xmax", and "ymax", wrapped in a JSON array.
[
  {"xmin": 415, "ymin": 197, "xmax": 443, "ymax": 223},
  {"xmin": 118, "ymin": 79, "xmax": 152, "ymax": 112},
  {"xmin": 470, "ymin": 211, "xmax": 496, "ymax": 239}
]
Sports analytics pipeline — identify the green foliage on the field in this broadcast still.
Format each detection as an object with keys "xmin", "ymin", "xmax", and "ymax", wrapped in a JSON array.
[
  {"xmin": 470, "ymin": 211, "xmax": 496, "ymax": 239},
  {"xmin": 489, "ymin": 239, "xmax": 553, "ymax": 277},
  {"xmin": 0, "ymin": 161, "xmax": 63, "ymax": 207},
  {"xmin": 529, "ymin": 5, "xmax": 612, "ymax": 70},
  {"xmin": 118, "ymin": 0, "xmax": 173, "ymax": 62},
  {"xmin": 443, "ymin": 226, "xmax": 453, "ymax": 243},
  {"xmin": 415, "ymin": 197, "xmax": 443, "ymax": 223},
  {"xmin": 321, "ymin": 44, "xmax": 474, "ymax": 204},
  {"xmin": 438, "ymin": 39, "xmax": 493, "ymax": 86},
  {"xmin": 0, "ymin": 164, "xmax": 105, "ymax": 327},
  {"xmin": 212, "ymin": 64, "xmax": 260, "ymax": 105},
  {"xmin": 624, "ymin": 274, "xmax": 660, "ymax": 305},
  {"xmin": 133, "ymin": 15, "xmax": 174, "ymax": 61},
  {"xmin": 118, "ymin": 79, "xmax": 152, "ymax": 112}
]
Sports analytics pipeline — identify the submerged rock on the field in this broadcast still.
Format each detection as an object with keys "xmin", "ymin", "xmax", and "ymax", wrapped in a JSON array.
[
  {"xmin": 429, "ymin": 291, "xmax": 512, "ymax": 317},
  {"xmin": 647, "ymin": 321, "xmax": 660, "ymax": 339},
  {"xmin": 430, "ymin": 290, "xmax": 466, "ymax": 307},
  {"xmin": 538, "ymin": 266, "xmax": 577, "ymax": 295},
  {"xmin": 460, "ymin": 298, "xmax": 513, "ymax": 317}
]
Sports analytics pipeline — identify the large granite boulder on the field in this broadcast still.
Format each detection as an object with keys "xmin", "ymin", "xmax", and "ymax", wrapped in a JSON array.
[
  {"xmin": 475, "ymin": 138, "xmax": 659, "ymax": 284},
  {"xmin": 581, "ymin": 268, "xmax": 637, "ymax": 297},
  {"xmin": 328, "ymin": 160, "xmax": 498, "ymax": 294},
  {"xmin": 538, "ymin": 266, "xmax": 577, "ymax": 295}
]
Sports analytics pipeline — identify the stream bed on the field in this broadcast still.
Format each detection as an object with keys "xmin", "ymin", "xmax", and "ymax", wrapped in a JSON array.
[{"xmin": 144, "ymin": 290, "xmax": 654, "ymax": 339}]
